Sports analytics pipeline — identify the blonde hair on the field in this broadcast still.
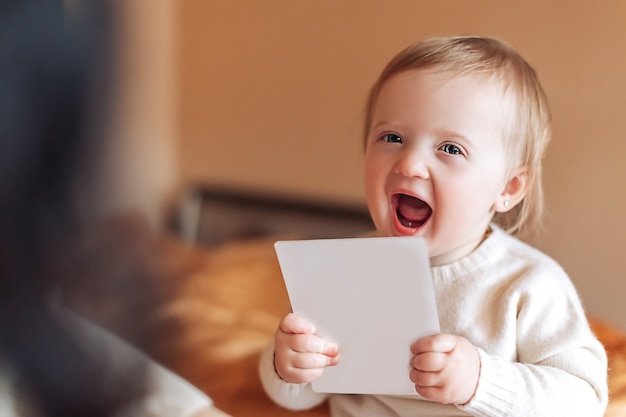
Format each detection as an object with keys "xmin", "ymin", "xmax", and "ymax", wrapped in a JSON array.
[{"xmin": 363, "ymin": 36, "xmax": 552, "ymax": 239}]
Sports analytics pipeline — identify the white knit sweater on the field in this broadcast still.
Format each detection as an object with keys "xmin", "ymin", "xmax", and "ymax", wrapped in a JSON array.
[{"xmin": 259, "ymin": 226, "xmax": 608, "ymax": 416}]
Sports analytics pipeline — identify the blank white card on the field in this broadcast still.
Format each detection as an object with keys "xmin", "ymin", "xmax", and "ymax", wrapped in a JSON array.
[{"xmin": 274, "ymin": 236, "xmax": 439, "ymax": 396}]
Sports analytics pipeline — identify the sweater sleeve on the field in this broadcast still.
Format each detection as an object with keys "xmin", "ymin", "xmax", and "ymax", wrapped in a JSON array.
[
  {"xmin": 459, "ymin": 265, "xmax": 608, "ymax": 417},
  {"xmin": 258, "ymin": 340, "xmax": 329, "ymax": 410}
]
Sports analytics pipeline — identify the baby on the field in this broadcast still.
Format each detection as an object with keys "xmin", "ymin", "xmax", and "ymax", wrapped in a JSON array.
[{"xmin": 259, "ymin": 36, "xmax": 608, "ymax": 416}]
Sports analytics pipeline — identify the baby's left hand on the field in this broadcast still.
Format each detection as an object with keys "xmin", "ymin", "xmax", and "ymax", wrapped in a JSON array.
[{"xmin": 410, "ymin": 334, "xmax": 480, "ymax": 405}]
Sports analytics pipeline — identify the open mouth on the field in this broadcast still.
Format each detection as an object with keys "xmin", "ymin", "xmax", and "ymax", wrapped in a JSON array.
[{"xmin": 392, "ymin": 193, "xmax": 432, "ymax": 231}]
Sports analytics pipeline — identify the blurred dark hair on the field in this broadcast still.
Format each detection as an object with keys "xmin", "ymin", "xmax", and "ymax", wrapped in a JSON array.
[{"xmin": 0, "ymin": 1, "xmax": 149, "ymax": 416}]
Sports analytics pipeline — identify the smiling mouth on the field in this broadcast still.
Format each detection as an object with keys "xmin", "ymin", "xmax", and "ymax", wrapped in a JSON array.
[{"xmin": 392, "ymin": 193, "xmax": 432, "ymax": 230}]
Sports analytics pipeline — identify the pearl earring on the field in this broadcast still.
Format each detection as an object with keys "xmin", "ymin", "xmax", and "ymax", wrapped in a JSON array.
[{"xmin": 503, "ymin": 200, "xmax": 510, "ymax": 208}]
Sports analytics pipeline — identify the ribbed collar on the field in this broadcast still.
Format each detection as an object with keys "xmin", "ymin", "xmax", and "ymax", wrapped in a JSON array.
[{"xmin": 431, "ymin": 225, "xmax": 510, "ymax": 283}]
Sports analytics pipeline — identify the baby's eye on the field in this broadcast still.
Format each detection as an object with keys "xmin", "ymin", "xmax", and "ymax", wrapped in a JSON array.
[
  {"xmin": 382, "ymin": 133, "xmax": 402, "ymax": 144},
  {"xmin": 439, "ymin": 143, "xmax": 462, "ymax": 155}
]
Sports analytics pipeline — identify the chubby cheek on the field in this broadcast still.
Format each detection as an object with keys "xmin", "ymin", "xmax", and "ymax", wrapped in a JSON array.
[
  {"xmin": 364, "ymin": 156, "xmax": 391, "ymax": 233},
  {"xmin": 428, "ymin": 182, "xmax": 496, "ymax": 246}
]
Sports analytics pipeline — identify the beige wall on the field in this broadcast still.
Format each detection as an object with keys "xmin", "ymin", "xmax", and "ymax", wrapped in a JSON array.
[
  {"xmin": 100, "ymin": 0, "xmax": 178, "ymax": 226},
  {"xmin": 174, "ymin": 2, "xmax": 626, "ymax": 329}
]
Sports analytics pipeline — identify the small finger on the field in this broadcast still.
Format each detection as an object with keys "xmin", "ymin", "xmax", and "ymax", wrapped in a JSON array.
[
  {"xmin": 279, "ymin": 313, "xmax": 316, "ymax": 335},
  {"xmin": 414, "ymin": 385, "xmax": 453, "ymax": 403},
  {"xmin": 291, "ymin": 352, "xmax": 339, "ymax": 369},
  {"xmin": 412, "ymin": 351, "xmax": 446, "ymax": 372},
  {"xmin": 284, "ymin": 367, "xmax": 326, "ymax": 384},
  {"xmin": 409, "ymin": 368, "xmax": 440, "ymax": 388},
  {"xmin": 289, "ymin": 334, "xmax": 338, "ymax": 356},
  {"xmin": 411, "ymin": 334, "xmax": 457, "ymax": 355}
]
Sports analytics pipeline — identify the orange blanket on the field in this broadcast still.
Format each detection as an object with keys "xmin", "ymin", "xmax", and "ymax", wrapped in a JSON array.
[{"xmin": 72, "ymin": 222, "xmax": 626, "ymax": 417}]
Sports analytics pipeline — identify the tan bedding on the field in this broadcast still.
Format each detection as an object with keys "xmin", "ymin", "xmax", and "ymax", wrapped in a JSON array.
[{"xmin": 74, "ymin": 220, "xmax": 626, "ymax": 416}]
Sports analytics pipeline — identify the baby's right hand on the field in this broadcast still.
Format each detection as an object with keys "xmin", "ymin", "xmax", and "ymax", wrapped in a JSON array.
[{"xmin": 274, "ymin": 312, "xmax": 340, "ymax": 384}]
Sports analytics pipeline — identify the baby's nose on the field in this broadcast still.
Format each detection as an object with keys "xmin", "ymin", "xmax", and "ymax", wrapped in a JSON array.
[{"xmin": 393, "ymin": 151, "xmax": 430, "ymax": 179}]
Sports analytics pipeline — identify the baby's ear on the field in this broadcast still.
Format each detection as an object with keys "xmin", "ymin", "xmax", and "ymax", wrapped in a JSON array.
[{"xmin": 495, "ymin": 166, "xmax": 528, "ymax": 213}]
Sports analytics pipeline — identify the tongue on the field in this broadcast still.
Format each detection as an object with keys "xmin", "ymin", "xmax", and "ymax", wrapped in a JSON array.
[{"xmin": 397, "ymin": 194, "xmax": 431, "ymax": 225}]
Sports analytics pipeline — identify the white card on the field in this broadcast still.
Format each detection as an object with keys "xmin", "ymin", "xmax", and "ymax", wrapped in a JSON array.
[{"xmin": 274, "ymin": 236, "xmax": 439, "ymax": 396}]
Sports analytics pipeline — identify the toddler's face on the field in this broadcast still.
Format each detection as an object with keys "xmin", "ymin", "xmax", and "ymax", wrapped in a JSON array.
[{"xmin": 364, "ymin": 69, "xmax": 514, "ymax": 265}]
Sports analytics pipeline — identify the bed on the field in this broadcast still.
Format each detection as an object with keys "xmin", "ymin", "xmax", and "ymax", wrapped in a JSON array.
[{"xmin": 75, "ymin": 188, "xmax": 626, "ymax": 417}]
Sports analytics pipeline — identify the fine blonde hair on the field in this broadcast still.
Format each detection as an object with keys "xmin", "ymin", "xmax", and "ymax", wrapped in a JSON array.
[{"xmin": 363, "ymin": 36, "xmax": 552, "ymax": 239}]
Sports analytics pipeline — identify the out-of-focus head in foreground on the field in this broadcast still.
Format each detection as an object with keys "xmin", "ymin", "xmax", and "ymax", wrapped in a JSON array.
[{"xmin": 0, "ymin": 1, "xmax": 154, "ymax": 416}]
